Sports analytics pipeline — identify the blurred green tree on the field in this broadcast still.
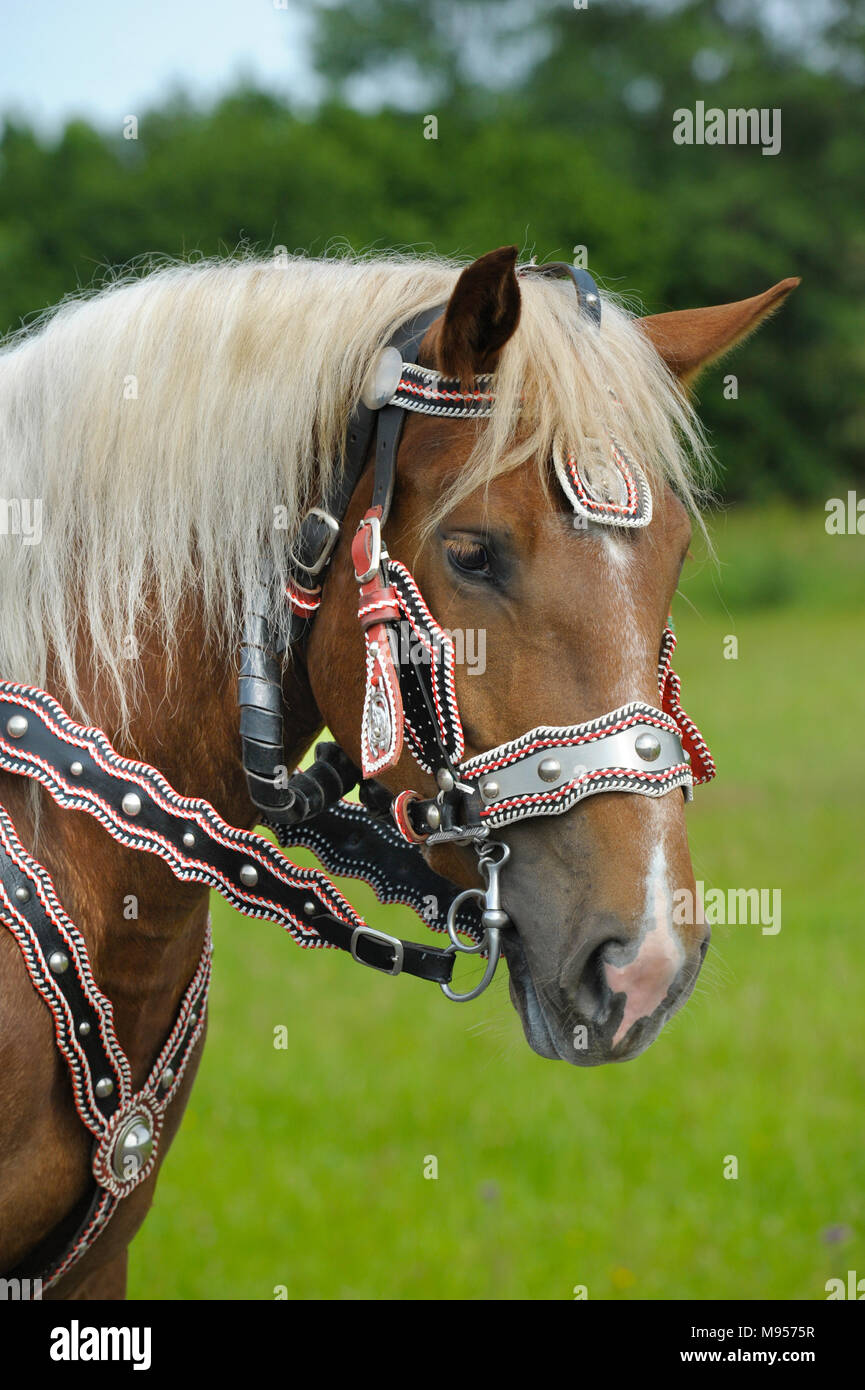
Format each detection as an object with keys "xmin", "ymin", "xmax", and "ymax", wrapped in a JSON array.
[{"xmin": 0, "ymin": 0, "xmax": 862, "ymax": 499}]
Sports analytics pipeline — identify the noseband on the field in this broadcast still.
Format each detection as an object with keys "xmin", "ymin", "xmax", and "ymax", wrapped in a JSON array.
[{"xmin": 0, "ymin": 264, "xmax": 715, "ymax": 1291}]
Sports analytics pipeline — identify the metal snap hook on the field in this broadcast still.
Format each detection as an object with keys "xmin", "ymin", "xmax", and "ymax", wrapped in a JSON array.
[
  {"xmin": 440, "ymin": 924, "xmax": 502, "ymax": 1003},
  {"xmin": 439, "ymin": 839, "xmax": 510, "ymax": 1001}
]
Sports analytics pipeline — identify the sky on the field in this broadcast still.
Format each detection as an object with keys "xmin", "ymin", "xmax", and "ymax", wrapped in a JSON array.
[
  {"xmin": 0, "ymin": 0, "xmax": 858, "ymax": 138},
  {"xmin": 0, "ymin": 0, "xmax": 317, "ymax": 134}
]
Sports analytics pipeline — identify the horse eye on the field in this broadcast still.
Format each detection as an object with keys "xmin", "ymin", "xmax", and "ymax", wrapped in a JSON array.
[{"xmin": 445, "ymin": 538, "xmax": 492, "ymax": 578}]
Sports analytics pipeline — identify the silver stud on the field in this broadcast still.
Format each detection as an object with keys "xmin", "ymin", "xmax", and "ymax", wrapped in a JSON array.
[
  {"xmin": 78, "ymin": 1021, "xmax": 91, "ymax": 1037},
  {"xmin": 6, "ymin": 714, "xmax": 28, "ymax": 739},
  {"xmin": 538, "ymin": 758, "xmax": 561, "ymax": 783},
  {"xmin": 304, "ymin": 899, "xmax": 317, "ymax": 916},
  {"xmin": 635, "ymin": 733, "xmax": 662, "ymax": 763},
  {"xmin": 95, "ymin": 1076, "xmax": 114, "ymax": 1098},
  {"xmin": 480, "ymin": 778, "xmax": 500, "ymax": 802},
  {"xmin": 48, "ymin": 950, "xmax": 69, "ymax": 974},
  {"xmin": 159, "ymin": 1067, "xmax": 175, "ymax": 1090},
  {"xmin": 436, "ymin": 768, "xmax": 455, "ymax": 793},
  {"xmin": 239, "ymin": 863, "xmax": 259, "ymax": 888},
  {"xmin": 69, "ymin": 760, "xmax": 83, "ymax": 777},
  {"xmin": 189, "ymin": 1013, "xmax": 197, "ymax": 1025},
  {"xmin": 121, "ymin": 792, "xmax": 142, "ymax": 817},
  {"xmin": 425, "ymin": 804, "xmax": 441, "ymax": 831},
  {"xmin": 14, "ymin": 884, "xmax": 30, "ymax": 904},
  {"xmin": 182, "ymin": 831, "xmax": 196, "ymax": 848}
]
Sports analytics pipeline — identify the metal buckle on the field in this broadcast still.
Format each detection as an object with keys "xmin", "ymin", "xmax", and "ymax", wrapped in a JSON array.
[
  {"xmin": 350, "ymin": 924, "xmax": 404, "ymax": 976},
  {"xmin": 354, "ymin": 515, "xmax": 382, "ymax": 584},
  {"xmin": 290, "ymin": 508, "xmax": 340, "ymax": 579}
]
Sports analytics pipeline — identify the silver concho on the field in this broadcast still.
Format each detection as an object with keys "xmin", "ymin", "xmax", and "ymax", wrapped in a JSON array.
[
  {"xmin": 110, "ymin": 1113, "xmax": 154, "ymax": 1180},
  {"xmin": 581, "ymin": 451, "xmax": 629, "ymax": 507},
  {"xmin": 553, "ymin": 431, "xmax": 652, "ymax": 528},
  {"xmin": 367, "ymin": 685, "xmax": 392, "ymax": 757}
]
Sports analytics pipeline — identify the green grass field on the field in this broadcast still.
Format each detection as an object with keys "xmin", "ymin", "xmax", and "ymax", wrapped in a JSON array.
[{"xmin": 128, "ymin": 504, "xmax": 865, "ymax": 1301}]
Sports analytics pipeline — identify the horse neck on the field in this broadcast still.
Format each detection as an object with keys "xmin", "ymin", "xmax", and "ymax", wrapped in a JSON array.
[{"xmin": 7, "ymin": 601, "xmax": 322, "ymax": 1081}]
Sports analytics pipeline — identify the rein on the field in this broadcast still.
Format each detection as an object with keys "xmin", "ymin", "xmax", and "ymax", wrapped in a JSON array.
[{"xmin": 0, "ymin": 264, "xmax": 715, "ymax": 1291}]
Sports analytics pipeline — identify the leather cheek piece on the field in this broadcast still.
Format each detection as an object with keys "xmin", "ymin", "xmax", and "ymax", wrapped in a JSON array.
[{"xmin": 359, "ymin": 624, "xmax": 404, "ymax": 777}]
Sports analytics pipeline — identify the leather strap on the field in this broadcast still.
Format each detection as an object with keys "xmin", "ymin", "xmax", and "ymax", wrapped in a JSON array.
[{"xmin": 0, "ymin": 682, "xmax": 460, "ymax": 986}]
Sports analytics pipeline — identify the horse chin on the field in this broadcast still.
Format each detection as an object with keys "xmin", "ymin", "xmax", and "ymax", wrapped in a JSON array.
[{"xmin": 501, "ymin": 929, "xmax": 564, "ymax": 1062}]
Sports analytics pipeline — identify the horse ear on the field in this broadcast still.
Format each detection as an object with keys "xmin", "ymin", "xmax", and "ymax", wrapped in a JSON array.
[
  {"xmin": 638, "ymin": 278, "xmax": 800, "ymax": 386},
  {"xmin": 436, "ymin": 245, "xmax": 521, "ymax": 383}
]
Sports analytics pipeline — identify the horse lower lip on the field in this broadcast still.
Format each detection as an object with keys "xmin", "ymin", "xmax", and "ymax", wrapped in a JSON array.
[{"xmin": 501, "ymin": 930, "xmax": 561, "ymax": 1060}]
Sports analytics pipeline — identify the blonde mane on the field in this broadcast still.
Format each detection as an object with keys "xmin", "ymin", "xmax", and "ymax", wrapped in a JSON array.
[{"xmin": 0, "ymin": 252, "xmax": 711, "ymax": 727}]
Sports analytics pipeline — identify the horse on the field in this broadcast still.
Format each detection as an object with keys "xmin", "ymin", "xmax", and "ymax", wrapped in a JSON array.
[{"xmin": 0, "ymin": 245, "xmax": 796, "ymax": 1299}]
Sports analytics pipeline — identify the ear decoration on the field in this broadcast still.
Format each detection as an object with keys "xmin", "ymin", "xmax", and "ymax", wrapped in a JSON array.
[
  {"xmin": 553, "ymin": 433, "xmax": 653, "ymax": 528},
  {"xmin": 657, "ymin": 626, "xmax": 716, "ymax": 785}
]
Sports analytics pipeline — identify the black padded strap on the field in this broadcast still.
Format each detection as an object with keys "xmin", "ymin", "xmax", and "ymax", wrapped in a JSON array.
[
  {"xmin": 269, "ymin": 797, "xmax": 484, "ymax": 943},
  {"xmin": 0, "ymin": 683, "xmax": 461, "ymax": 987}
]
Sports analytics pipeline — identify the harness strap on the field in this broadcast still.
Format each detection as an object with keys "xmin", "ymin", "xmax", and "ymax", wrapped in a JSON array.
[
  {"xmin": 0, "ymin": 681, "xmax": 466, "ymax": 984},
  {"xmin": 0, "ymin": 802, "xmax": 211, "ymax": 1291}
]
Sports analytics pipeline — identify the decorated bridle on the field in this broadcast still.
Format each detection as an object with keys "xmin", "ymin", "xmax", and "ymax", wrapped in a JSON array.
[
  {"xmin": 243, "ymin": 263, "xmax": 715, "ymax": 995},
  {"xmin": 0, "ymin": 263, "xmax": 714, "ymax": 1290}
]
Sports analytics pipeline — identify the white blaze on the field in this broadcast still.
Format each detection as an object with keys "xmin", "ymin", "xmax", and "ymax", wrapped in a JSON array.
[{"xmin": 604, "ymin": 843, "xmax": 684, "ymax": 1047}]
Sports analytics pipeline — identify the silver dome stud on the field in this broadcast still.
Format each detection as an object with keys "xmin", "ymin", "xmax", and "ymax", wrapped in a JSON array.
[
  {"xmin": 239, "ymin": 863, "xmax": 259, "ymax": 888},
  {"xmin": 14, "ymin": 885, "xmax": 30, "ymax": 904},
  {"xmin": 69, "ymin": 761, "xmax": 84, "ymax": 777},
  {"xmin": 304, "ymin": 899, "xmax": 317, "ymax": 916},
  {"xmin": 159, "ymin": 1067, "xmax": 175, "ymax": 1091},
  {"xmin": 111, "ymin": 1115, "xmax": 153, "ymax": 1179},
  {"xmin": 78, "ymin": 1021, "xmax": 91, "ymax": 1037},
  {"xmin": 182, "ymin": 831, "xmax": 196, "ymax": 848},
  {"xmin": 436, "ymin": 768, "xmax": 455, "ymax": 793},
  {"xmin": 121, "ymin": 792, "xmax": 142, "ymax": 817},
  {"xmin": 480, "ymin": 778, "xmax": 500, "ymax": 802},
  {"xmin": 95, "ymin": 1077, "xmax": 114, "ymax": 1098},
  {"xmin": 360, "ymin": 346, "xmax": 404, "ymax": 410},
  {"xmin": 425, "ymin": 805, "xmax": 442, "ymax": 831},
  {"xmin": 538, "ymin": 758, "xmax": 562, "ymax": 783},
  {"xmin": 635, "ymin": 733, "xmax": 662, "ymax": 763},
  {"xmin": 48, "ymin": 950, "xmax": 69, "ymax": 974},
  {"xmin": 6, "ymin": 715, "xmax": 28, "ymax": 739}
]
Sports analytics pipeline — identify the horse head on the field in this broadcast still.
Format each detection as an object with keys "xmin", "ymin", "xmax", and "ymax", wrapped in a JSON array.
[{"xmin": 304, "ymin": 246, "xmax": 797, "ymax": 1064}]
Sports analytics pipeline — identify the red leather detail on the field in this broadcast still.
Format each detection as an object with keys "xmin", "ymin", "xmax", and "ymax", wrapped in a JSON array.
[
  {"xmin": 392, "ymin": 789, "xmax": 426, "ymax": 844},
  {"xmin": 357, "ymin": 585, "xmax": 400, "ymax": 628},
  {"xmin": 285, "ymin": 580, "xmax": 322, "ymax": 616},
  {"xmin": 661, "ymin": 672, "xmax": 716, "ymax": 785},
  {"xmin": 360, "ymin": 623, "xmax": 404, "ymax": 777}
]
